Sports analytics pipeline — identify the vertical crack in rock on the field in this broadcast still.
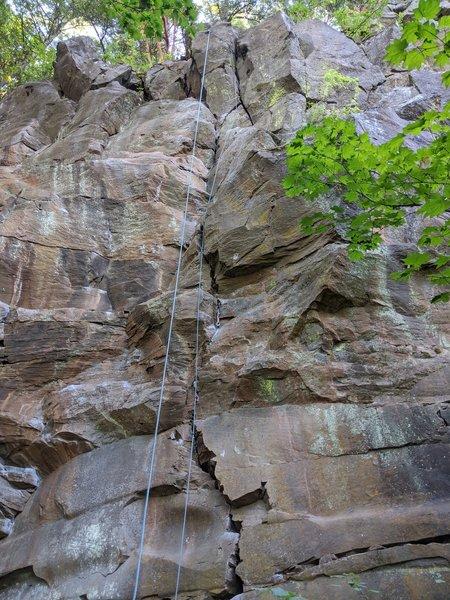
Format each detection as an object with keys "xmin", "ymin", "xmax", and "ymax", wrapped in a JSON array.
[
  {"xmin": 234, "ymin": 42, "xmax": 254, "ymax": 126},
  {"xmin": 196, "ymin": 428, "xmax": 244, "ymax": 596}
]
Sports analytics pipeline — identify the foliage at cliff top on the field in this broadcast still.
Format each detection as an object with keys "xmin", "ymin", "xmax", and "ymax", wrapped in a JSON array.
[
  {"xmin": 0, "ymin": 2, "xmax": 55, "ymax": 93},
  {"xmin": 284, "ymin": 0, "xmax": 450, "ymax": 302},
  {"xmin": 288, "ymin": 0, "xmax": 389, "ymax": 42},
  {"xmin": 107, "ymin": 0, "xmax": 197, "ymax": 40},
  {"xmin": 202, "ymin": 1, "xmax": 288, "ymax": 25},
  {"xmin": 0, "ymin": 0, "xmax": 197, "ymax": 95}
]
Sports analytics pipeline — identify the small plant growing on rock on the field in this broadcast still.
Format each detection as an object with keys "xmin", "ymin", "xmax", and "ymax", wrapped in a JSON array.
[
  {"xmin": 288, "ymin": 0, "xmax": 389, "ymax": 42},
  {"xmin": 271, "ymin": 586, "xmax": 307, "ymax": 600},
  {"xmin": 331, "ymin": 572, "xmax": 381, "ymax": 594},
  {"xmin": 307, "ymin": 68, "xmax": 360, "ymax": 123}
]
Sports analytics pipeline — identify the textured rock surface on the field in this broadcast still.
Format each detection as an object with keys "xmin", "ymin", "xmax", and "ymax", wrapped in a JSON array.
[
  {"xmin": 0, "ymin": 11, "xmax": 449, "ymax": 600},
  {"xmin": 0, "ymin": 82, "xmax": 75, "ymax": 165},
  {"xmin": 55, "ymin": 36, "xmax": 136, "ymax": 101}
]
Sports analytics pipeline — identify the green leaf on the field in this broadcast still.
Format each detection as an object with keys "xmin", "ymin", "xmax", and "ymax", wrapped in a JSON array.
[
  {"xmin": 435, "ymin": 51, "xmax": 450, "ymax": 67},
  {"xmin": 385, "ymin": 38, "xmax": 408, "ymax": 64},
  {"xmin": 419, "ymin": 196, "xmax": 449, "ymax": 217},
  {"xmin": 435, "ymin": 256, "xmax": 449, "ymax": 268},
  {"xmin": 431, "ymin": 291, "xmax": 450, "ymax": 303},
  {"xmin": 403, "ymin": 21, "xmax": 420, "ymax": 42},
  {"xmin": 404, "ymin": 251, "xmax": 431, "ymax": 268},
  {"xmin": 284, "ymin": 2, "xmax": 450, "ymax": 306},
  {"xmin": 440, "ymin": 16, "xmax": 450, "ymax": 27},
  {"xmin": 404, "ymin": 49, "xmax": 425, "ymax": 69},
  {"xmin": 391, "ymin": 270, "xmax": 413, "ymax": 281},
  {"xmin": 418, "ymin": 0, "xmax": 440, "ymax": 20},
  {"xmin": 348, "ymin": 248, "xmax": 365, "ymax": 261}
]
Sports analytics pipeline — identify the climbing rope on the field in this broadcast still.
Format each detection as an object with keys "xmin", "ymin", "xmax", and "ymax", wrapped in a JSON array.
[
  {"xmin": 174, "ymin": 162, "xmax": 219, "ymax": 599},
  {"xmin": 131, "ymin": 29, "xmax": 212, "ymax": 600}
]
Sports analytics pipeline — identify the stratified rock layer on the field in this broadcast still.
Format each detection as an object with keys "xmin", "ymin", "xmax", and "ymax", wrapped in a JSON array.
[{"xmin": 0, "ymin": 12, "xmax": 449, "ymax": 600}]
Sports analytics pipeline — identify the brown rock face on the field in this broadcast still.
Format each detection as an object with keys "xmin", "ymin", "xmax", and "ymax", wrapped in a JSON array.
[
  {"xmin": 0, "ymin": 82, "xmax": 75, "ymax": 165},
  {"xmin": 0, "ymin": 12, "xmax": 449, "ymax": 600}
]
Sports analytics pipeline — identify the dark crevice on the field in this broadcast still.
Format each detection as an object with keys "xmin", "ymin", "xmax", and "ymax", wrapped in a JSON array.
[
  {"xmin": 226, "ymin": 512, "xmax": 244, "ymax": 596},
  {"xmin": 383, "ymin": 534, "xmax": 450, "ymax": 548},
  {"xmin": 437, "ymin": 408, "xmax": 449, "ymax": 427},
  {"xmin": 234, "ymin": 41, "xmax": 255, "ymax": 126},
  {"xmin": 0, "ymin": 567, "xmax": 49, "ymax": 592},
  {"xmin": 204, "ymin": 250, "xmax": 220, "ymax": 295},
  {"xmin": 308, "ymin": 435, "xmax": 447, "ymax": 459},
  {"xmin": 195, "ymin": 429, "xmax": 243, "ymax": 595},
  {"xmin": 0, "ymin": 233, "xmax": 109, "ymax": 259},
  {"xmin": 284, "ymin": 534, "xmax": 450, "ymax": 575}
]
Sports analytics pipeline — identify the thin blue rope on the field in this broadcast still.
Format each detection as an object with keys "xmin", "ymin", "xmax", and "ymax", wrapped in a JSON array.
[{"xmin": 131, "ymin": 29, "xmax": 212, "ymax": 600}]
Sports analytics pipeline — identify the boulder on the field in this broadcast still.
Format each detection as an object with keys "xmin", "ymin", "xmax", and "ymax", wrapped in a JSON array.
[
  {"xmin": 0, "ymin": 460, "xmax": 39, "ymax": 539},
  {"xmin": 55, "ymin": 36, "xmax": 102, "ymax": 100},
  {"xmin": 354, "ymin": 106, "xmax": 434, "ymax": 147},
  {"xmin": 234, "ymin": 565, "xmax": 450, "ymax": 600},
  {"xmin": 35, "ymin": 82, "xmax": 141, "ymax": 162},
  {"xmin": 198, "ymin": 403, "xmax": 450, "ymax": 585},
  {"xmin": 144, "ymin": 60, "xmax": 192, "ymax": 100},
  {"xmin": 54, "ymin": 36, "xmax": 137, "ymax": 101},
  {"xmin": 105, "ymin": 97, "xmax": 216, "ymax": 167},
  {"xmin": 363, "ymin": 25, "xmax": 401, "ymax": 73},
  {"xmin": 294, "ymin": 19, "xmax": 385, "ymax": 100},
  {"xmin": 0, "ymin": 431, "xmax": 239, "ymax": 598},
  {"xmin": 192, "ymin": 23, "xmax": 239, "ymax": 120},
  {"xmin": 411, "ymin": 69, "xmax": 450, "ymax": 107},
  {"xmin": 396, "ymin": 93, "xmax": 442, "ymax": 120},
  {"xmin": 237, "ymin": 13, "xmax": 306, "ymax": 139}
]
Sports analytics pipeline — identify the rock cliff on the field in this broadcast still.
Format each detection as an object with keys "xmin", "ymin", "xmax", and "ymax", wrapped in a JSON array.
[{"xmin": 0, "ymin": 12, "xmax": 449, "ymax": 600}]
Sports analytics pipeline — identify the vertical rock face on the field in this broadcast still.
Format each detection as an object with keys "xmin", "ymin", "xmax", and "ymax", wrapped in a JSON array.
[{"xmin": 0, "ymin": 12, "xmax": 449, "ymax": 600}]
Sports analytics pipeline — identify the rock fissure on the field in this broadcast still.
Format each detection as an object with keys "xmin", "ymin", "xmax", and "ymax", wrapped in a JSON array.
[{"xmin": 195, "ymin": 426, "xmax": 244, "ymax": 596}]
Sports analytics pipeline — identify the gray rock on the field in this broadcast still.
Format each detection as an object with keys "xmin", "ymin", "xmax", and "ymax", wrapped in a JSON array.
[
  {"xmin": 0, "ymin": 464, "xmax": 39, "ymax": 489},
  {"xmin": 396, "ymin": 93, "xmax": 442, "ymax": 120},
  {"xmin": 55, "ymin": 36, "xmax": 102, "ymax": 100},
  {"xmin": 91, "ymin": 63, "xmax": 133, "ymax": 88},
  {"xmin": 0, "ymin": 518, "xmax": 13, "ymax": 539},
  {"xmin": 369, "ymin": 85, "xmax": 418, "ymax": 111},
  {"xmin": 294, "ymin": 19, "xmax": 385, "ymax": 100},
  {"xmin": 0, "ymin": 431, "xmax": 238, "ymax": 598},
  {"xmin": 105, "ymin": 97, "xmax": 216, "ymax": 167},
  {"xmin": 35, "ymin": 82, "xmax": 141, "ymax": 162},
  {"xmin": 411, "ymin": 69, "xmax": 450, "ymax": 106},
  {"xmin": 192, "ymin": 22, "xmax": 239, "ymax": 120},
  {"xmin": 363, "ymin": 25, "xmax": 401, "ymax": 73},
  {"xmin": 355, "ymin": 106, "xmax": 433, "ymax": 147},
  {"xmin": 55, "ymin": 36, "xmax": 137, "ymax": 101},
  {"xmin": 0, "ymin": 302, "xmax": 9, "ymax": 322},
  {"xmin": 0, "ymin": 474, "xmax": 33, "ymax": 521},
  {"xmin": 237, "ymin": 13, "xmax": 306, "ymax": 138},
  {"xmin": 144, "ymin": 60, "xmax": 191, "ymax": 100}
]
